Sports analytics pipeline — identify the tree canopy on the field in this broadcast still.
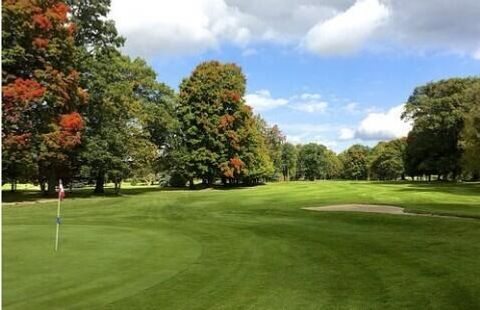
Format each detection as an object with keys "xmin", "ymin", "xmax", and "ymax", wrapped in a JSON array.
[
  {"xmin": 174, "ymin": 61, "xmax": 273, "ymax": 187},
  {"xmin": 403, "ymin": 77, "xmax": 480, "ymax": 180},
  {"xmin": 2, "ymin": 0, "xmax": 87, "ymax": 193}
]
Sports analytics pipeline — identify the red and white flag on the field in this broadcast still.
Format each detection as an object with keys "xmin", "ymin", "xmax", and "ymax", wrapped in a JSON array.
[{"xmin": 57, "ymin": 180, "xmax": 65, "ymax": 201}]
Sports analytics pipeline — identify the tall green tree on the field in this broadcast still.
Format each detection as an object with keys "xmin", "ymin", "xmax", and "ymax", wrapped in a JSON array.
[
  {"xmin": 296, "ymin": 143, "xmax": 327, "ymax": 181},
  {"xmin": 237, "ymin": 113, "xmax": 274, "ymax": 185},
  {"xmin": 281, "ymin": 142, "xmax": 298, "ymax": 180},
  {"xmin": 66, "ymin": 0, "xmax": 124, "ymax": 51},
  {"xmin": 323, "ymin": 149, "xmax": 343, "ymax": 179},
  {"xmin": 369, "ymin": 138, "xmax": 407, "ymax": 180},
  {"xmin": 339, "ymin": 144, "xmax": 370, "ymax": 180},
  {"xmin": 264, "ymin": 124, "xmax": 285, "ymax": 180},
  {"xmin": 460, "ymin": 82, "xmax": 480, "ymax": 179},
  {"xmin": 177, "ymin": 61, "xmax": 271, "ymax": 187},
  {"xmin": 402, "ymin": 78, "xmax": 480, "ymax": 180},
  {"xmin": 80, "ymin": 54, "xmax": 174, "ymax": 193}
]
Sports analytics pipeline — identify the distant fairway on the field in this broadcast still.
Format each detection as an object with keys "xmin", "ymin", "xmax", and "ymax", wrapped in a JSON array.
[{"xmin": 3, "ymin": 181, "xmax": 480, "ymax": 309}]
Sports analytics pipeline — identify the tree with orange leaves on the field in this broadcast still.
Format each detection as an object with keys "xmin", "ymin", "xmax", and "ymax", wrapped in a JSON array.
[
  {"xmin": 174, "ymin": 61, "xmax": 274, "ymax": 187},
  {"xmin": 2, "ymin": 0, "xmax": 86, "ymax": 193}
]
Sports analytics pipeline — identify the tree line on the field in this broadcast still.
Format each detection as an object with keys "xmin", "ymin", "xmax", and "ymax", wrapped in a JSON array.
[{"xmin": 2, "ymin": 1, "xmax": 479, "ymax": 194}]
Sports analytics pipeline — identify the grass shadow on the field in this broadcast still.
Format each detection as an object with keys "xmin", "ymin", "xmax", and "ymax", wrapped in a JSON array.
[
  {"xmin": 2, "ymin": 186, "xmax": 163, "ymax": 204},
  {"xmin": 2, "ymin": 183, "xmax": 266, "ymax": 204},
  {"xmin": 393, "ymin": 182, "xmax": 480, "ymax": 197}
]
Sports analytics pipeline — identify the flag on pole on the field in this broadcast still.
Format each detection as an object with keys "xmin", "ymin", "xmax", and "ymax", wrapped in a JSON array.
[
  {"xmin": 58, "ymin": 181, "xmax": 65, "ymax": 201},
  {"xmin": 55, "ymin": 179, "xmax": 64, "ymax": 251}
]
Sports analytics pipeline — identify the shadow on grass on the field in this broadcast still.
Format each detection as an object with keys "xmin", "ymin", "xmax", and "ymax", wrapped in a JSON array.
[
  {"xmin": 393, "ymin": 182, "xmax": 480, "ymax": 197},
  {"xmin": 2, "ymin": 187, "xmax": 162, "ymax": 203},
  {"xmin": 2, "ymin": 183, "xmax": 264, "ymax": 204}
]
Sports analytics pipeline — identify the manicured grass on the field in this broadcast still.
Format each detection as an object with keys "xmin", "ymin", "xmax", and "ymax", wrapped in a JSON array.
[{"xmin": 3, "ymin": 181, "xmax": 480, "ymax": 309}]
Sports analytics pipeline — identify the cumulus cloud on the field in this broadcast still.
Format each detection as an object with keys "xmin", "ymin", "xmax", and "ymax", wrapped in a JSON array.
[
  {"xmin": 339, "ymin": 128, "xmax": 355, "ymax": 140},
  {"xmin": 282, "ymin": 125, "xmax": 342, "ymax": 150},
  {"xmin": 110, "ymin": 0, "xmax": 480, "ymax": 59},
  {"xmin": 289, "ymin": 93, "xmax": 327, "ymax": 113},
  {"xmin": 109, "ymin": 0, "xmax": 251, "ymax": 57},
  {"xmin": 245, "ymin": 91, "xmax": 329, "ymax": 113},
  {"xmin": 289, "ymin": 93, "xmax": 329, "ymax": 113},
  {"xmin": 474, "ymin": 48, "xmax": 480, "ymax": 60},
  {"xmin": 299, "ymin": 93, "xmax": 322, "ymax": 100},
  {"xmin": 303, "ymin": 0, "xmax": 390, "ymax": 55},
  {"xmin": 281, "ymin": 123, "xmax": 337, "ymax": 134},
  {"xmin": 354, "ymin": 104, "xmax": 412, "ymax": 140},
  {"xmin": 293, "ymin": 102, "xmax": 329, "ymax": 113},
  {"xmin": 286, "ymin": 134, "xmax": 307, "ymax": 144},
  {"xmin": 386, "ymin": 1, "xmax": 480, "ymax": 58},
  {"xmin": 244, "ymin": 90, "xmax": 288, "ymax": 111},
  {"xmin": 315, "ymin": 139, "xmax": 338, "ymax": 149}
]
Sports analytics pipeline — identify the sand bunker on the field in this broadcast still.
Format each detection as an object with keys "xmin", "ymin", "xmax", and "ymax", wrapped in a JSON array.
[
  {"xmin": 303, "ymin": 204, "xmax": 407, "ymax": 215},
  {"xmin": 303, "ymin": 204, "xmax": 464, "ymax": 219}
]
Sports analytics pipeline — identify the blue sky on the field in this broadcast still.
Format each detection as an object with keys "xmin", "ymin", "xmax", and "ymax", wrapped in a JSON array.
[{"xmin": 109, "ymin": 0, "xmax": 480, "ymax": 152}]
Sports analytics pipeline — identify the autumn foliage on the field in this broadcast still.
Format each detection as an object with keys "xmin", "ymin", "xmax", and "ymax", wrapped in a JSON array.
[
  {"xmin": 60, "ymin": 112, "xmax": 85, "ymax": 132},
  {"xmin": 176, "ymin": 61, "xmax": 274, "ymax": 186},
  {"xmin": 33, "ymin": 37, "xmax": 49, "ymax": 49},
  {"xmin": 219, "ymin": 114, "xmax": 236, "ymax": 129},
  {"xmin": 2, "ymin": 0, "xmax": 86, "ymax": 192},
  {"xmin": 2, "ymin": 78, "xmax": 46, "ymax": 106}
]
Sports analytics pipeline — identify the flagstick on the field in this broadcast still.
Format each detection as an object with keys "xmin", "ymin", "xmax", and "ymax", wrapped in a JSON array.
[
  {"xmin": 54, "ymin": 195, "xmax": 61, "ymax": 251},
  {"xmin": 54, "ymin": 181, "xmax": 62, "ymax": 252}
]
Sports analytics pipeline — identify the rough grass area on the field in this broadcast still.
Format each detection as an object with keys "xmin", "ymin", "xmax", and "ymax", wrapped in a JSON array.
[{"xmin": 3, "ymin": 181, "xmax": 480, "ymax": 309}]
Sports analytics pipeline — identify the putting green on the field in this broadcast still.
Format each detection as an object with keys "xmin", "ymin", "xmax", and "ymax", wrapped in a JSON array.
[{"xmin": 2, "ymin": 224, "xmax": 201, "ymax": 309}]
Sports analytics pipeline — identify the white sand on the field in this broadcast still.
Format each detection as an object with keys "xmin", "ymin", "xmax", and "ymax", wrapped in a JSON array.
[
  {"xmin": 302, "ymin": 204, "xmax": 466, "ymax": 219},
  {"xmin": 303, "ymin": 204, "xmax": 406, "ymax": 214}
]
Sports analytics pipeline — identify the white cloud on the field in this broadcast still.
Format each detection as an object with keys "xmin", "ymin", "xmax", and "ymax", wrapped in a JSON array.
[
  {"xmin": 109, "ymin": 0, "xmax": 251, "ymax": 57},
  {"xmin": 244, "ymin": 90, "xmax": 288, "ymax": 111},
  {"xmin": 286, "ymin": 133, "xmax": 308, "ymax": 144},
  {"xmin": 299, "ymin": 93, "xmax": 322, "ymax": 100},
  {"xmin": 292, "ymin": 101, "xmax": 328, "ymax": 113},
  {"xmin": 314, "ymin": 138, "xmax": 338, "ymax": 149},
  {"xmin": 283, "ymin": 126, "xmax": 341, "ymax": 150},
  {"xmin": 289, "ymin": 92, "xmax": 329, "ymax": 113},
  {"xmin": 303, "ymin": 0, "xmax": 390, "ymax": 56},
  {"xmin": 473, "ymin": 48, "xmax": 480, "ymax": 60},
  {"xmin": 354, "ymin": 104, "xmax": 412, "ymax": 140},
  {"xmin": 386, "ymin": 1, "xmax": 480, "ymax": 58},
  {"xmin": 245, "ymin": 91, "xmax": 329, "ymax": 113},
  {"xmin": 110, "ymin": 0, "xmax": 480, "ymax": 59},
  {"xmin": 281, "ymin": 123, "xmax": 338, "ymax": 134},
  {"xmin": 339, "ymin": 128, "xmax": 355, "ymax": 140}
]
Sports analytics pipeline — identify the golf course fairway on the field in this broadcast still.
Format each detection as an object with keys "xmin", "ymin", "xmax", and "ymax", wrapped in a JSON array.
[{"xmin": 3, "ymin": 181, "xmax": 480, "ymax": 309}]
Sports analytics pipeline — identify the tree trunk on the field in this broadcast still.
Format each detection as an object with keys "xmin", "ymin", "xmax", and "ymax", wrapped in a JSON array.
[
  {"xmin": 114, "ymin": 178, "xmax": 121, "ymax": 195},
  {"xmin": 472, "ymin": 172, "xmax": 479, "ymax": 181},
  {"xmin": 94, "ymin": 171, "xmax": 105, "ymax": 194},
  {"xmin": 10, "ymin": 180, "xmax": 16, "ymax": 192},
  {"xmin": 189, "ymin": 177, "xmax": 194, "ymax": 189},
  {"xmin": 207, "ymin": 176, "xmax": 214, "ymax": 187},
  {"xmin": 40, "ymin": 178, "xmax": 47, "ymax": 195},
  {"xmin": 47, "ymin": 173, "xmax": 57, "ymax": 196}
]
